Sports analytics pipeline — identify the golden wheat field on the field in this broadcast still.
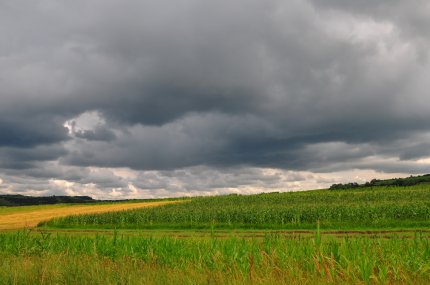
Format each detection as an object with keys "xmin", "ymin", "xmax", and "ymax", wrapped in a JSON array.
[{"xmin": 0, "ymin": 201, "xmax": 178, "ymax": 230}]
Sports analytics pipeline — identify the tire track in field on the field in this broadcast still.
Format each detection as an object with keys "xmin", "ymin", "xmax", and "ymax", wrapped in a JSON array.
[
  {"xmin": 29, "ymin": 228, "xmax": 430, "ymax": 239},
  {"xmin": 0, "ymin": 201, "xmax": 181, "ymax": 230}
]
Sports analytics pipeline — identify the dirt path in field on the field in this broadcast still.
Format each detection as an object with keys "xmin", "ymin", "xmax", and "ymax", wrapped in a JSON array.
[
  {"xmin": 0, "ymin": 201, "xmax": 180, "ymax": 230},
  {"xmin": 28, "ymin": 228, "xmax": 430, "ymax": 239}
]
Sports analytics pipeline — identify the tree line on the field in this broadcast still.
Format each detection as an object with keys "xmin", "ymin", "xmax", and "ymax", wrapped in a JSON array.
[{"xmin": 329, "ymin": 174, "xmax": 430, "ymax": 190}]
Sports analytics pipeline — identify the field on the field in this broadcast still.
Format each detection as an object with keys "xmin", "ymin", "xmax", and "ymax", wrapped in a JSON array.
[
  {"xmin": 1, "ymin": 185, "xmax": 430, "ymax": 284},
  {"xmin": 0, "ymin": 200, "xmax": 180, "ymax": 230},
  {"xmin": 40, "ymin": 185, "xmax": 430, "ymax": 230}
]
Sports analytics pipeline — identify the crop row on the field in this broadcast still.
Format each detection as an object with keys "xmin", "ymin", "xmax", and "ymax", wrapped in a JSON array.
[{"xmin": 0, "ymin": 230, "xmax": 429, "ymax": 284}]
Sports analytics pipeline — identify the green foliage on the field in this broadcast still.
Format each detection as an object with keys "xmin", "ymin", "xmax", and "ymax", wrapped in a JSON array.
[
  {"xmin": 330, "ymin": 173, "xmax": 430, "ymax": 189},
  {"xmin": 0, "ymin": 194, "xmax": 185, "ymax": 207},
  {"xmin": 41, "ymin": 185, "xmax": 430, "ymax": 230},
  {"xmin": 0, "ymin": 195, "xmax": 95, "ymax": 206},
  {"xmin": 0, "ymin": 230, "xmax": 429, "ymax": 284}
]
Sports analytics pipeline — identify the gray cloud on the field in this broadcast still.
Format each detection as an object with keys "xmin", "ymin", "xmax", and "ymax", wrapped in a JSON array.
[
  {"xmin": 0, "ymin": 164, "xmax": 335, "ymax": 199},
  {"xmin": 0, "ymin": 144, "xmax": 67, "ymax": 170},
  {"xmin": 1, "ymin": 0, "xmax": 430, "ymax": 197},
  {"xmin": 73, "ymin": 126, "xmax": 116, "ymax": 141}
]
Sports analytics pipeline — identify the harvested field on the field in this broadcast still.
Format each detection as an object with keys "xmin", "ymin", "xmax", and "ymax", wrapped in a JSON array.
[{"xmin": 0, "ymin": 201, "xmax": 180, "ymax": 230}]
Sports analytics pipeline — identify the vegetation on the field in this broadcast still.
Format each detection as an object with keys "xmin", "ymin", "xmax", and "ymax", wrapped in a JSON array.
[
  {"xmin": 329, "ymin": 173, "xmax": 430, "ymax": 190},
  {"xmin": 0, "ymin": 195, "xmax": 95, "ymax": 207},
  {"xmin": 0, "ymin": 194, "xmax": 184, "ymax": 207},
  {"xmin": 0, "ymin": 201, "xmax": 180, "ymax": 230},
  {"xmin": 0, "ymin": 204, "xmax": 70, "ymax": 215},
  {"xmin": 0, "ymin": 229, "xmax": 429, "ymax": 284},
  {"xmin": 40, "ymin": 185, "xmax": 430, "ymax": 230},
  {"xmin": 3, "ymin": 180, "xmax": 430, "ymax": 284}
]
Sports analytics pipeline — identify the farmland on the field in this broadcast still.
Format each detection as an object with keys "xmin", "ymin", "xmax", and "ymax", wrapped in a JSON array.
[
  {"xmin": 0, "ymin": 200, "xmax": 180, "ymax": 230},
  {"xmin": 1, "ymin": 184, "xmax": 430, "ymax": 284},
  {"xmin": 41, "ymin": 185, "xmax": 430, "ymax": 230},
  {"xmin": 1, "ymin": 229, "xmax": 430, "ymax": 284}
]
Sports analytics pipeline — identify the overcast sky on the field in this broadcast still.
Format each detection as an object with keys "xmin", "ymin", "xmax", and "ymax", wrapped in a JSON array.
[{"xmin": 1, "ymin": 0, "xmax": 430, "ymax": 199}]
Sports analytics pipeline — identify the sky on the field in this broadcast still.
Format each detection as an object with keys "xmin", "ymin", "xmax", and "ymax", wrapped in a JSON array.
[{"xmin": 1, "ymin": 0, "xmax": 430, "ymax": 199}]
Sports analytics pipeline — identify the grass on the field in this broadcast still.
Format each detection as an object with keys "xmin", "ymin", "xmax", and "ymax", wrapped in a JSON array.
[
  {"xmin": 40, "ymin": 185, "xmax": 430, "ymax": 230},
  {"xmin": 0, "ymin": 228, "xmax": 429, "ymax": 284}
]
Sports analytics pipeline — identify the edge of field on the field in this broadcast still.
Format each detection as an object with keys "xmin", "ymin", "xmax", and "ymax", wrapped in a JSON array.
[{"xmin": 17, "ymin": 227, "xmax": 430, "ymax": 240}]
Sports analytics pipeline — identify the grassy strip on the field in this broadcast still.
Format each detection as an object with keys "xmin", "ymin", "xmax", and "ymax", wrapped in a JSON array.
[
  {"xmin": 12, "ymin": 228, "xmax": 430, "ymax": 240},
  {"xmin": 0, "ymin": 229, "xmax": 429, "ymax": 284},
  {"xmin": 40, "ymin": 220, "xmax": 430, "ymax": 231}
]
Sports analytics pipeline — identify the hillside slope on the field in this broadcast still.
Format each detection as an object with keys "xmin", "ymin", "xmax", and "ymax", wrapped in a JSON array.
[{"xmin": 41, "ymin": 184, "xmax": 430, "ymax": 230}]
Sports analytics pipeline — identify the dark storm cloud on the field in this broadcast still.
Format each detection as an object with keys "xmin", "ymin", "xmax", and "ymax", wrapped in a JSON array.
[
  {"xmin": 133, "ymin": 167, "xmax": 293, "ymax": 192},
  {"xmin": 62, "ymin": 113, "xmax": 285, "ymax": 170},
  {"xmin": 0, "ymin": 117, "xmax": 69, "ymax": 147},
  {"xmin": 1, "ymin": 0, "xmax": 430, "ymax": 194},
  {"xmin": 0, "ymin": 144, "xmax": 67, "ymax": 170}
]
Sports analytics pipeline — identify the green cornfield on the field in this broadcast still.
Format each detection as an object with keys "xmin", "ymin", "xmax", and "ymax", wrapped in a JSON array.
[
  {"xmin": 41, "ymin": 185, "xmax": 430, "ymax": 230},
  {"xmin": 3, "ymin": 184, "xmax": 430, "ymax": 284},
  {"xmin": 0, "ymin": 229, "xmax": 430, "ymax": 284}
]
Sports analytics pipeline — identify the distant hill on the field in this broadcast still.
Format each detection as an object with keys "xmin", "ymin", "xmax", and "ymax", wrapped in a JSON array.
[
  {"xmin": 3, "ymin": 174, "xmax": 429, "ymax": 206},
  {"xmin": 0, "ymin": 195, "xmax": 95, "ymax": 206},
  {"xmin": 330, "ymin": 174, "xmax": 430, "ymax": 190}
]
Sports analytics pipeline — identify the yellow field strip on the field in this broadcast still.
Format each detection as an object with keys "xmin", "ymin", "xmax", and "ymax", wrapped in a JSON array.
[{"xmin": 0, "ymin": 201, "xmax": 179, "ymax": 230}]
